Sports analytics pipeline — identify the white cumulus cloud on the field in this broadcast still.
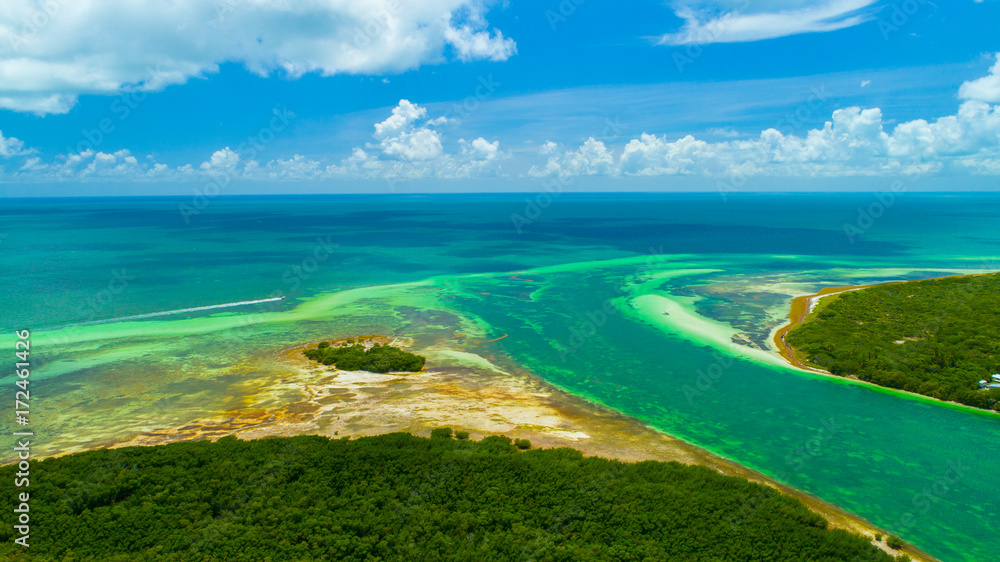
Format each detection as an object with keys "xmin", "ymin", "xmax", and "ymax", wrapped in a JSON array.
[
  {"xmin": 200, "ymin": 147, "xmax": 241, "ymax": 171},
  {"xmin": 7, "ymin": 61, "xmax": 1000, "ymax": 184},
  {"xmin": 4, "ymin": 99, "xmax": 508, "ymax": 182},
  {"xmin": 533, "ymin": 80, "xmax": 1000, "ymax": 179},
  {"xmin": 19, "ymin": 148, "xmax": 175, "ymax": 179},
  {"xmin": 529, "ymin": 55, "xmax": 1000, "ymax": 180},
  {"xmin": 0, "ymin": 129, "xmax": 30, "ymax": 157},
  {"xmin": 330, "ymin": 99, "xmax": 507, "ymax": 179},
  {"xmin": 529, "ymin": 137, "xmax": 616, "ymax": 178},
  {"xmin": 0, "ymin": 0, "xmax": 515, "ymax": 114},
  {"xmin": 959, "ymin": 53, "xmax": 1000, "ymax": 103}
]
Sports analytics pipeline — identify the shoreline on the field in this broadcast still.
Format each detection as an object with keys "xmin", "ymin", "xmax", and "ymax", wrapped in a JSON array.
[
  {"xmin": 109, "ymin": 334, "xmax": 933, "ymax": 561},
  {"xmin": 771, "ymin": 284, "xmax": 871, "ymax": 372},
  {"xmin": 771, "ymin": 274, "xmax": 1000, "ymax": 417}
]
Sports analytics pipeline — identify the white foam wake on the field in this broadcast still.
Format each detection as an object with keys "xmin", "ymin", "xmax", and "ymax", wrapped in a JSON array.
[{"xmin": 56, "ymin": 296, "xmax": 285, "ymax": 329}]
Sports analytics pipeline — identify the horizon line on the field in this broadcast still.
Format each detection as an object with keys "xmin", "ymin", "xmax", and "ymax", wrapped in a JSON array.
[{"xmin": 4, "ymin": 190, "xmax": 1000, "ymax": 200}]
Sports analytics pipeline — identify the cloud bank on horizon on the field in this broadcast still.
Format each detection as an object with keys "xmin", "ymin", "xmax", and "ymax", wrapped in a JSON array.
[
  {"xmin": 5, "ymin": 56, "xmax": 1000, "ymax": 183},
  {"xmin": 8, "ymin": 97, "xmax": 507, "ymax": 183},
  {"xmin": 0, "ymin": 0, "xmax": 998, "ymax": 191},
  {"xmin": 533, "ymin": 57, "xmax": 1000, "ymax": 179}
]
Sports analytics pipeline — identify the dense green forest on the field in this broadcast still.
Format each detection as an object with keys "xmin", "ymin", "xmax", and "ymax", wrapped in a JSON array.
[
  {"xmin": 303, "ymin": 341, "xmax": 425, "ymax": 373},
  {"xmin": 786, "ymin": 273, "xmax": 1000, "ymax": 410},
  {"xmin": 0, "ymin": 433, "xmax": 905, "ymax": 561}
]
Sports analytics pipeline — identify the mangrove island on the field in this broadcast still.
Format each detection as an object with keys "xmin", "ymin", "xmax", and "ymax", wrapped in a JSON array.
[
  {"xmin": 782, "ymin": 273, "xmax": 1000, "ymax": 411},
  {"xmin": 303, "ymin": 336, "xmax": 426, "ymax": 373}
]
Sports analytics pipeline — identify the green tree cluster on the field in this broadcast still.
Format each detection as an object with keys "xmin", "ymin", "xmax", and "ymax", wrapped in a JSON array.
[
  {"xmin": 430, "ymin": 427, "xmax": 453, "ymax": 439},
  {"xmin": 786, "ymin": 273, "xmax": 1000, "ymax": 410},
  {"xmin": 303, "ymin": 342, "xmax": 425, "ymax": 373},
  {"xmin": 0, "ymin": 433, "xmax": 902, "ymax": 561}
]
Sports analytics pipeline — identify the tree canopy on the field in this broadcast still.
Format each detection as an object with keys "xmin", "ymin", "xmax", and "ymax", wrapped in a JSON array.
[
  {"xmin": 304, "ymin": 342, "xmax": 425, "ymax": 373},
  {"xmin": 786, "ymin": 273, "xmax": 1000, "ymax": 410},
  {"xmin": 0, "ymin": 433, "xmax": 903, "ymax": 561}
]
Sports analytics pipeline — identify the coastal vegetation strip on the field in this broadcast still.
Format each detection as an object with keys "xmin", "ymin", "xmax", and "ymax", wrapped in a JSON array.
[
  {"xmin": 0, "ymin": 433, "xmax": 912, "ymax": 561},
  {"xmin": 773, "ymin": 285, "xmax": 873, "ymax": 371},
  {"xmin": 778, "ymin": 273, "xmax": 1000, "ymax": 411}
]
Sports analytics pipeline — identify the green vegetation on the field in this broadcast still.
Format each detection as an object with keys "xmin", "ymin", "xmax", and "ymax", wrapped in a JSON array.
[
  {"xmin": 786, "ymin": 273, "xmax": 1000, "ymax": 410},
  {"xmin": 430, "ymin": 427, "xmax": 453, "ymax": 439},
  {"xmin": 887, "ymin": 535, "xmax": 905, "ymax": 550},
  {"xmin": 304, "ymin": 341, "xmax": 425, "ymax": 373},
  {"xmin": 455, "ymin": 430, "xmax": 470, "ymax": 440},
  {"xmin": 514, "ymin": 438, "xmax": 532, "ymax": 450},
  {"xmin": 0, "ymin": 433, "xmax": 904, "ymax": 561}
]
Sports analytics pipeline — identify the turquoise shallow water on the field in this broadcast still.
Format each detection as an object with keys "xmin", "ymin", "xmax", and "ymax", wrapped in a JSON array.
[{"xmin": 1, "ymin": 193, "xmax": 999, "ymax": 560}]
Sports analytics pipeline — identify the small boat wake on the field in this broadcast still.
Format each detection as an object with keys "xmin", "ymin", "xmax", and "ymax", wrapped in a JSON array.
[{"xmin": 51, "ymin": 296, "xmax": 286, "ymax": 330}]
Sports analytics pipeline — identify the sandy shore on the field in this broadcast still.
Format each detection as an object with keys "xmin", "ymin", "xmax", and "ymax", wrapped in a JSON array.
[
  {"xmin": 773, "ymin": 271, "xmax": 998, "ymax": 369},
  {"xmin": 771, "ymin": 274, "xmax": 999, "ymax": 418},
  {"xmin": 772, "ymin": 284, "xmax": 870, "ymax": 372},
  {"xmin": 113, "ymin": 335, "xmax": 934, "ymax": 561}
]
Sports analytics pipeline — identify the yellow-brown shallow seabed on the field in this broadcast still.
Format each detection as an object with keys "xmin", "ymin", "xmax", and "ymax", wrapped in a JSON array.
[{"xmin": 112, "ymin": 335, "xmax": 932, "ymax": 561}]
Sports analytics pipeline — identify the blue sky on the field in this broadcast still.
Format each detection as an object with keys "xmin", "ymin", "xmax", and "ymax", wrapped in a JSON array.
[{"xmin": 0, "ymin": 0, "xmax": 998, "ymax": 195}]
